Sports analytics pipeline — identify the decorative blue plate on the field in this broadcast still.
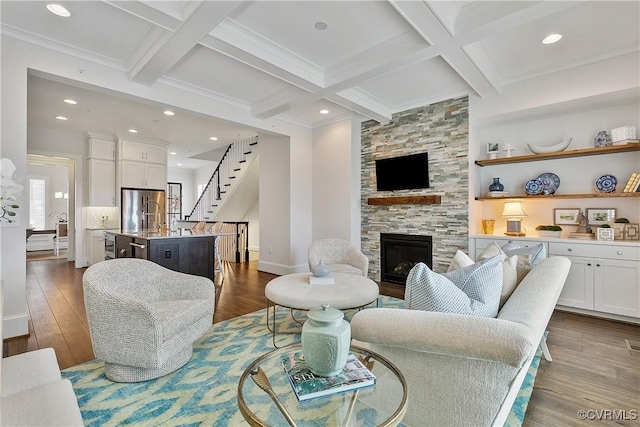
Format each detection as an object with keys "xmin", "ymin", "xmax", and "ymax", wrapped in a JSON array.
[
  {"xmin": 537, "ymin": 172, "xmax": 560, "ymax": 195},
  {"xmin": 595, "ymin": 174, "xmax": 617, "ymax": 193},
  {"xmin": 524, "ymin": 179, "xmax": 543, "ymax": 195}
]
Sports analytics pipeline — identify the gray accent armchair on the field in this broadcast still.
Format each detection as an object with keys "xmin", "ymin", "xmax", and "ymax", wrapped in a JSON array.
[
  {"xmin": 83, "ymin": 258, "xmax": 215, "ymax": 382},
  {"xmin": 308, "ymin": 238, "xmax": 369, "ymax": 276}
]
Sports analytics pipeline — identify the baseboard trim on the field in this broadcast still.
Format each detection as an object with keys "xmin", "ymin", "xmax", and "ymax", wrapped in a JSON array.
[
  {"xmin": 2, "ymin": 313, "xmax": 29, "ymax": 339},
  {"xmin": 257, "ymin": 261, "xmax": 308, "ymax": 276}
]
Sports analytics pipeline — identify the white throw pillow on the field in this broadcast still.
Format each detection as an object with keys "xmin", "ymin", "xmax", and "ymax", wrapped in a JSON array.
[
  {"xmin": 404, "ymin": 254, "xmax": 505, "ymax": 317},
  {"xmin": 447, "ymin": 250, "xmax": 475, "ymax": 272},
  {"xmin": 476, "ymin": 242, "xmax": 519, "ymax": 308}
]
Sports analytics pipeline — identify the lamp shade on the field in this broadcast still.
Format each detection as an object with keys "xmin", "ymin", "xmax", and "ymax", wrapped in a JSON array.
[{"xmin": 502, "ymin": 201, "xmax": 527, "ymax": 218}]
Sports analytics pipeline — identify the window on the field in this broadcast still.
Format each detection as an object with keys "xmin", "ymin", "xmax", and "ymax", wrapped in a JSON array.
[{"xmin": 29, "ymin": 178, "xmax": 46, "ymax": 229}]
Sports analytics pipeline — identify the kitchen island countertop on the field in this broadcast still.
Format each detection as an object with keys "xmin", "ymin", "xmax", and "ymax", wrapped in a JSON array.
[{"xmin": 105, "ymin": 229, "xmax": 233, "ymax": 240}]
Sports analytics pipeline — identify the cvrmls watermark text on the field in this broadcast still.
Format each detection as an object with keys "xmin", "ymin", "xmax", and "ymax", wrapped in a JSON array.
[{"xmin": 577, "ymin": 409, "xmax": 637, "ymax": 421}]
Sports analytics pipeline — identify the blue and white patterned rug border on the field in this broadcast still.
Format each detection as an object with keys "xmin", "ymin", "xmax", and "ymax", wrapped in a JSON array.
[{"xmin": 62, "ymin": 296, "xmax": 540, "ymax": 426}]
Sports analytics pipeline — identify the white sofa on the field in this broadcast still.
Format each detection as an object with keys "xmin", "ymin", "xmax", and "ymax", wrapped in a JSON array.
[
  {"xmin": 0, "ymin": 283, "xmax": 83, "ymax": 426},
  {"xmin": 351, "ymin": 256, "xmax": 571, "ymax": 427}
]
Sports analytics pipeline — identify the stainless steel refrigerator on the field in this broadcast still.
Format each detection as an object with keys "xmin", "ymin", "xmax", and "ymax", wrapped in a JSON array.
[{"xmin": 120, "ymin": 188, "xmax": 166, "ymax": 233}]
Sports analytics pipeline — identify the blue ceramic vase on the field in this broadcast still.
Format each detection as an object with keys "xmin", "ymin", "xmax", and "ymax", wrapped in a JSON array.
[{"xmin": 489, "ymin": 178, "xmax": 504, "ymax": 192}]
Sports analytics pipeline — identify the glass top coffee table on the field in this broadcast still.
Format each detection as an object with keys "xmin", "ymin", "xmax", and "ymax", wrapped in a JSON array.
[{"xmin": 237, "ymin": 342, "xmax": 408, "ymax": 427}]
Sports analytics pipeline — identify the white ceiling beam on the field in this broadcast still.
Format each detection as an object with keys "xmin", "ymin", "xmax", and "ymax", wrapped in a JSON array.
[
  {"xmin": 128, "ymin": 1, "xmax": 246, "ymax": 86},
  {"xmin": 390, "ymin": 0, "xmax": 496, "ymax": 98}
]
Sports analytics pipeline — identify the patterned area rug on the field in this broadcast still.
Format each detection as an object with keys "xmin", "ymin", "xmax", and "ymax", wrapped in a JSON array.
[{"xmin": 62, "ymin": 297, "xmax": 540, "ymax": 426}]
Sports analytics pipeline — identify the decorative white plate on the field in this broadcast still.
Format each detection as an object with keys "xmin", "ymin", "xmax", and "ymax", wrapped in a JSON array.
[
  {"xmin": 537, "ymin": 173, "xmax": 560, "ymax": 195},
  {"xmin": 524, "ymin": 179, "xmax": 543, "ymax": 195},
  {"xmin": 595, "ymin": 174, "xmax": 617, "ymax": 193}
]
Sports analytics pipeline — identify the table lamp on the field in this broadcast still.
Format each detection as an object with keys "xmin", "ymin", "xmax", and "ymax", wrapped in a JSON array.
[{"xmin": 502, "ymin": 201, "xmax": 527, "ymax": 236}]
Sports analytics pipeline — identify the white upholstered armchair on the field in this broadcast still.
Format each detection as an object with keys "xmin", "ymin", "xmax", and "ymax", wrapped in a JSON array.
[
  {"xmin": 83, "ymin": 258, "xmax": 215, "ymax": 382},
  {"xmin": 308, "ymin": 238, "xmax": 369, "ymax": 276}
]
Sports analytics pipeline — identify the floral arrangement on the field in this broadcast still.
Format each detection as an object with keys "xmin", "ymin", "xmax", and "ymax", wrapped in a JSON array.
[{"xmin": 1, "ymin": 158, "xmax": 24, "ymax": 224}]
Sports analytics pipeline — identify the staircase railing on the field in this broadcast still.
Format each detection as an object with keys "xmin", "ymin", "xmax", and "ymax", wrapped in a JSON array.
[{"xmin": 186, "ymin": 136, "xmax": 258, "ymax": 221}]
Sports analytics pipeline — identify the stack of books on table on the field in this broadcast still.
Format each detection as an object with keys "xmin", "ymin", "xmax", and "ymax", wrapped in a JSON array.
[
  {"xmin": 308, "ymin": 274, "xmax": 335, "ymax": 285},
  {"xmin": 622, "ymin": 172, "xmax": 640, "ymax": 193},
  {"xmin": 281, "ymin": 351, "xmax": 376, "ymax": 401}
]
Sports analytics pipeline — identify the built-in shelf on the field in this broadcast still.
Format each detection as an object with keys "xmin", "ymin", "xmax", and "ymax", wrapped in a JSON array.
[
  {"xmin": 476, "ymin": 192, "xmax": 640, "ymax": 201},
  {"xmin": 368, "ymin": 195, "xmax": 442, "ymax": 205},
  {"xmin": 475, "ymin": 142, "xmax": 640, "ymax": 167}
]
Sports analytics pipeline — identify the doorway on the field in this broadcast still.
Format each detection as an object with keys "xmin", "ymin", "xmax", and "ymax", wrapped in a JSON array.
[{"xmin": 26, "ymin": 154, "xmax": 76, "ymax": 262}]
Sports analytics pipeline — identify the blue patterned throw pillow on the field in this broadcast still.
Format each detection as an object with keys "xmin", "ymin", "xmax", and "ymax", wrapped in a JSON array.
[{"xmin": 404, "ymin": 254, "xmax": 505, "ymax": 317}]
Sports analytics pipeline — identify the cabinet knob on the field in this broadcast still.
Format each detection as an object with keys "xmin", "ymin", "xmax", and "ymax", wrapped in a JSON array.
[
  {"xmin": 617, "ymin": 251, "xmax": 622, "ymax": 255},
  {"xmin": 587, "ymin": 263, "xmax": 592, "ymax": 266},
  {"xmin": 567, "ymin": 248, "xmax": 572, "ymax": 252},
  {"xmin": 596, "ymin": 263, "xmax": 601, "ymax": 267}
]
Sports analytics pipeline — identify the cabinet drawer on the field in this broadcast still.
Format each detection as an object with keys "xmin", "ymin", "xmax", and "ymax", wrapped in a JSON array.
[{"xmin": 549, "ymin": 242, "xmax": 640, "ymax": 261}]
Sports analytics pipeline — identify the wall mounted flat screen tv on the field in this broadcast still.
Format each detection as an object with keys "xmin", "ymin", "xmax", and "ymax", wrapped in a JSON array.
[{"xmin": 375, "ymin": 152, "xmax": 429, "ymax": 191}]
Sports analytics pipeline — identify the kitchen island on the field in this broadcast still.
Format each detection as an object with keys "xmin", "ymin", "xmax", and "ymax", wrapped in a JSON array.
[{"xmin": 105, "ymin": 229, "xmax": 228, "ymax": 282}]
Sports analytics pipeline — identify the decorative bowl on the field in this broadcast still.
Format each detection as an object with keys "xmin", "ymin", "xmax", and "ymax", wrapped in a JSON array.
[{"xmin": 527, "ymin": 137, "xmax": 572, "ymax": 154}]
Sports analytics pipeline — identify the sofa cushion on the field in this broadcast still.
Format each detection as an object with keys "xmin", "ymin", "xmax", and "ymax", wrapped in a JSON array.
[
  {"xmin": 501, "ymin": 242, "xmax": 546, "ymax": 267},
  {"xmin": 448, "ymin": 245, "xmax": 518, "ymax": 308},
  {"xmin": 476, "ymin": 242, "xmax": 519, "ymax": 308},
  {"xmin": 447, "ymin": 250, "xmax": 475, "ymax": 272},
  {"xmin": 404, "ymin": 254, "xmax": 505, "ymax": 317}
]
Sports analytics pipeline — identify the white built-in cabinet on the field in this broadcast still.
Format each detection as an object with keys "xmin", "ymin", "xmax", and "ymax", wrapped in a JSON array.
[
  {"xmin": 549, "ymin": 241, "xmax": 640, "ymax": 319},
  {"xmin": 117, "ymin": 137, "xmax": 167, "ymax": 190},
  {"xmin": 470, "ymin": 236, "xmax": 640, "ymax": 322},
  {"xmin": 86, "ymin": 133, "xmax": 116, "ymax": 207}
]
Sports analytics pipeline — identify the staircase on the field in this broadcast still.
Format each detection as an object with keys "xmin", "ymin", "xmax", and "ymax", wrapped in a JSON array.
[{"xmin": 187, "ymin": 136, "xmax": 258, "ymax": 222}]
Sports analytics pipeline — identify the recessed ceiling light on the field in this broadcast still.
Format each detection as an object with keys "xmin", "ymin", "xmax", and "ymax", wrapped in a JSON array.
[
  {"xmin": 170, "ymin": 152, "xmax": 177, "ymax": 155},
  {"xmin": 164, "ymin": 110, "xmax": 175, "ymax": 116},
  {"xmin": 128, "ymin": 129, "xmax": 138, "ymax": 133},
  {"xmin": 542, "ymin": 33, "xmax": 562, "ymax": 44},
  {"xmin": 209, "ymin": 137, "xmax": 218, "ymax": 141},
  {"xmin": 319, "ymin": 109, "xmax": 330, "ymax": 115},
  {"xmin": 46, "ymin": 4, "xmax": 71, "ymax": 17},
  {"xmin": 55, "ymin": 115, "xmax": 68, "ymax": 120},
  {"xmin": 63, "ymin": 99, "xmax": 77, "ymax": 105},
  {"xmin": 315, "ymin": 21, "xmax": 328, "ymax": 31},
  {"xmin": 177, "ymin": 163, "xmax": 182, "ymax": 166}
]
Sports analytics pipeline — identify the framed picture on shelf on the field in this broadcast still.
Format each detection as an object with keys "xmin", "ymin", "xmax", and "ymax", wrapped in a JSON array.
[
  {"xmin": 554, "ymin": 208, "xmax": 580, "ymax": 225},
  {"xmin": 486, "ymin": 142, "xmax": 500, "ymax": 159},
  {"xmin": 586, "ymin": 208, "xmax": 616, "ymax": 226}
]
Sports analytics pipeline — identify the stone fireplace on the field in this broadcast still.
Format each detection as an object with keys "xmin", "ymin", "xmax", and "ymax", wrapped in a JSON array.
[
  {"xmin": 361, "ymin": 96, "xmax": 469, "ymax": 280},
  {"xmin": 380, "ymin": 233, "xmax": 433, "ymax": 285}
]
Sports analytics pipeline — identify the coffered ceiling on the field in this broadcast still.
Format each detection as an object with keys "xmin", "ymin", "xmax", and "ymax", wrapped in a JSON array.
[{"xmin": 2, "ymin": 1, "xmax": 638, "ymax": 168}]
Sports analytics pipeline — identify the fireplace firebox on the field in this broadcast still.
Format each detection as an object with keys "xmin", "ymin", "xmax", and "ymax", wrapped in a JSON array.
[{"xmin": 380, "ymin": 233, "xmax": 433, "ymax": 285}]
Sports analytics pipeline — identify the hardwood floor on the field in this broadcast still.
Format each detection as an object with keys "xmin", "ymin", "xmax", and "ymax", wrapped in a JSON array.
[{"xmin": 3, "ymin": 259, "xmax": 638, "ymax": 426}]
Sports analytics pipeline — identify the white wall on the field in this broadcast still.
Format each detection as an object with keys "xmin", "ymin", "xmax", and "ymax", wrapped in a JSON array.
[
  {"xmin": 243, "ymin": 198, "xmax": 260, "ymax": 260},
  {"xmin": 311, "ymin": 118, "xmax": 362, "ymax": 246}
]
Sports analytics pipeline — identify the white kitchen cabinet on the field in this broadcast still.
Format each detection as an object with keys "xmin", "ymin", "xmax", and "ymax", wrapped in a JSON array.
[
  {"xmin": 86, "ymin": 134, "xmax": 116, "ymax": 207},
  {"xmin": 87, "ymin": 133, "xmax": 116, "ymax": 160},
  {"xmin": 117, "ymin": 137, "xmax": 168, "ymax": 191},
  {"xmin": 549, "ymin": 241, "xmax": 640, "ymax": 319},
  {"xmin": 119, "ymin": 160, "xmax": 167, "ymax": 190},
  {"xmin": 118, "ymin": 139, "xmax": 167, "ymax": 164},
  {"xmin": 87, "ymin": 159, "xmax": 116, "ymax": 206},
  {"xmin": 87, "ymin": 229, "xmax": 117, "ymax": 265}
]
